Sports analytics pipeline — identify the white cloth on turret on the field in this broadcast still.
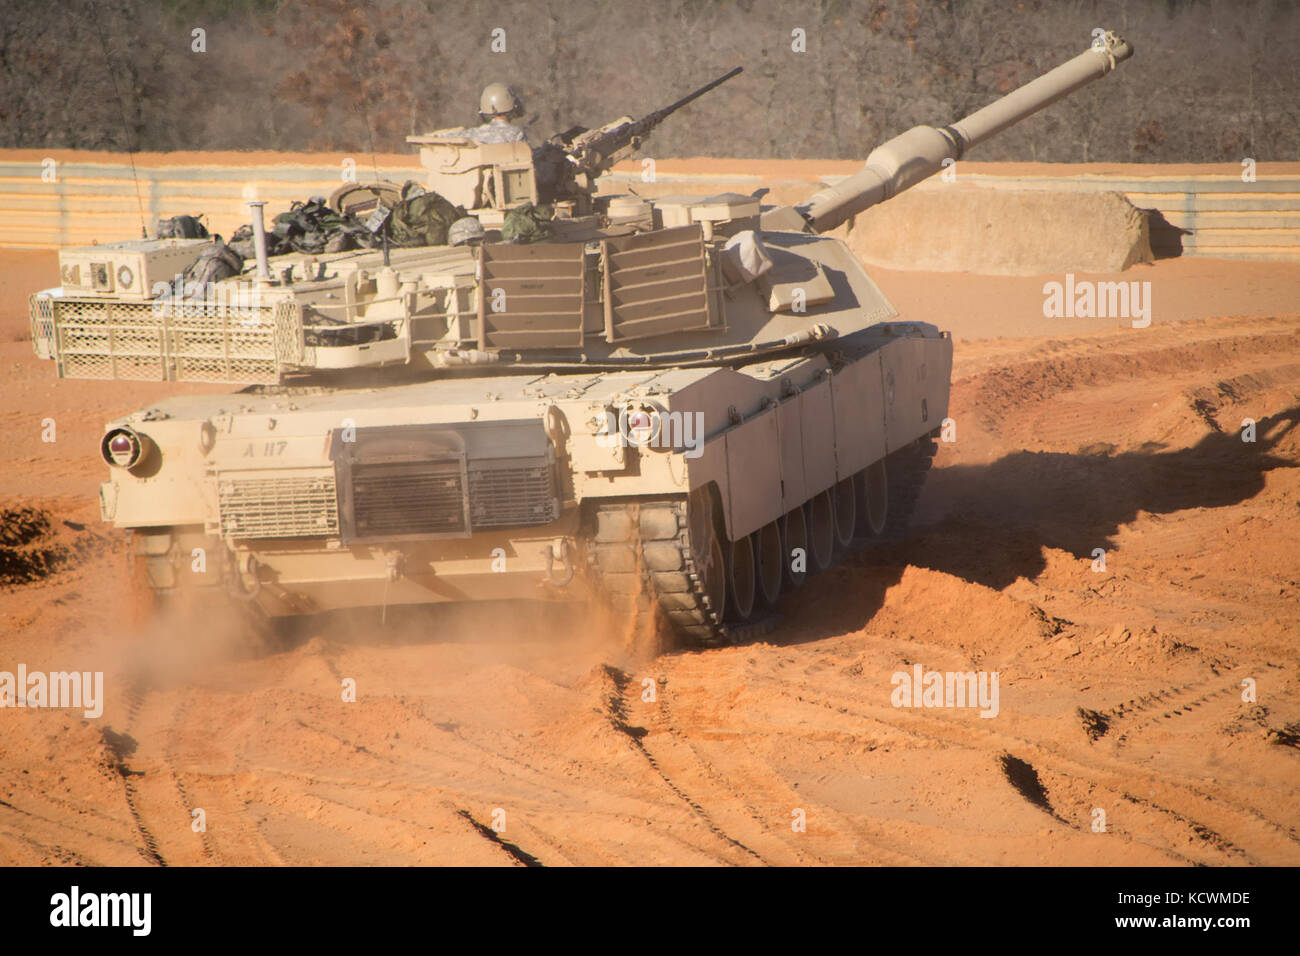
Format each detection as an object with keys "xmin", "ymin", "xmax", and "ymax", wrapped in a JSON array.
[{"xmin": 720, "ymin": 230, "xmax": 773, "ymax": 284}]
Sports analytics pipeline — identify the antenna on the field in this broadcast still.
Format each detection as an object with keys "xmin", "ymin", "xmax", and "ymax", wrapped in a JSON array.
[{"xmin": 87, "ymin": 0, "xmax": 149, "ymax": 239}]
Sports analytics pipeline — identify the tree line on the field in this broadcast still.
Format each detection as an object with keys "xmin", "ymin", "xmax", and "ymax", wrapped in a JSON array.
[{"xmin": 1, "ymin": 0, "xmax": 1296, "ymax": 164}]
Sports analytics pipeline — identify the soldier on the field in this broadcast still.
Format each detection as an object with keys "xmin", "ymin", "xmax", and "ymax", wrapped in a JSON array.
[{"xmin": 464, "ymin": 83, "xmax": 528, "ymax": 145}]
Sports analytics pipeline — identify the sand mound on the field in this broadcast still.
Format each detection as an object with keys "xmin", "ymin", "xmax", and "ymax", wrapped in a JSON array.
[{"xmin": 839, "ymin": 185, "xmax": 1152, "ymax": 275}]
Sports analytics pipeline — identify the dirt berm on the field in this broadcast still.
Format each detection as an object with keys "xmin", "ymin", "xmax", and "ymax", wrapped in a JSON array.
[{"xmin": 835, "ymin": 184, "xmax": 1152, "ymax": 275}]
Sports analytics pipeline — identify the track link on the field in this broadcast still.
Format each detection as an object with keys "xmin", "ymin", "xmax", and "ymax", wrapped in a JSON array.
[
  {"xmin": 588, "ymin": 438, "xmax": 938, "ymax": 650},
  {"xmin": 590, "ymin": 499, "xmax": 730, "ymax": 648}
]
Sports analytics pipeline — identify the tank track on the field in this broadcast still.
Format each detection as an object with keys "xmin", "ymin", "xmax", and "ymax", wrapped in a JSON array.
[
  {"xmin": 588, "ymin": 499, "xmax": 775, "ymax": 649},
  {"xmin": 588, "ymin": 436, "xmax": 937, "ymax": 650},
  {"xmin": 880, "ymin": 436, "xmax": 938, "ymax": 541}
]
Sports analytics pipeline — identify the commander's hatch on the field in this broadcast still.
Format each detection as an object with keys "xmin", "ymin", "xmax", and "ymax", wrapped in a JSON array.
[{"xmin": 475, "ymin": 224, "xmax": 724, "ymax": 351}]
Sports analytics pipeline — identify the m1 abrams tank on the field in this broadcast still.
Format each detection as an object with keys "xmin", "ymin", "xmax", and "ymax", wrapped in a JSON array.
[{"xmin": 29, "ymin": 33, "xmax": 1133, "ymax": 648}]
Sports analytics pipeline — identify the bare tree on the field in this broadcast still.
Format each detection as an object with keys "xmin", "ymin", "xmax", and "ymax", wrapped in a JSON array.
[{"xmin": 0, "ymin": 0, "xmax": 1296, "ymax": 161}]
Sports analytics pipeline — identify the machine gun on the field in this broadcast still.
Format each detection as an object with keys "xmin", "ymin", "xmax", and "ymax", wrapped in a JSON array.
[{"xmin": 535, "ymin": 66, "xmax": 743, "ymax": 209}]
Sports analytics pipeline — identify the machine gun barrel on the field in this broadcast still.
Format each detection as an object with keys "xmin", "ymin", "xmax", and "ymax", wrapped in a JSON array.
[
  {"xmin": 564, "ymin": 67, "xmax": 743, "ymax": 179},
  {"xmin": 796, "ymin": 31, "xmax": 1134, "ymax": 234},
  {"xmin": 644, "ymin": 66, "xmax": 744, "ymax": 126}
]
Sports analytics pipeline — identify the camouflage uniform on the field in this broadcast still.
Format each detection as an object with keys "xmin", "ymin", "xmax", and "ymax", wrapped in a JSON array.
[{"xmin": 465, "ymin": 118, "xmax": 528, "ymax": 145}]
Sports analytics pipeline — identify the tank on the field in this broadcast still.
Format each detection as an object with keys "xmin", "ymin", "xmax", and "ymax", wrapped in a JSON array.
[{"xmin": 28, "ymin": 32, "xmax": 1133, "ymax": 649}]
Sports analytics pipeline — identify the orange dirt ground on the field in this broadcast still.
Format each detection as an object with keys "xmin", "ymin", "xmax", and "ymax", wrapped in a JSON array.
[{"xmin": 1, "ymin": 247, "xmax": 1298, "ymax": 866}]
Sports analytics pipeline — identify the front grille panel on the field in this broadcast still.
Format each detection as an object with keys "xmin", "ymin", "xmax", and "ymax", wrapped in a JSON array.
[
  {"xmin": 330, "ymin": 421, "xmax": 560, "ymax": 542},
  {"xmin": 218, "ymin": 473, "xmax": 339, "ymax": 538},
  {"xmin": 351, "ymin": 461, "xmax": 467, "ymax": 537},
  {"xmin": 469, "ymin": 461, "xmax": 558, "ymax": 529}
]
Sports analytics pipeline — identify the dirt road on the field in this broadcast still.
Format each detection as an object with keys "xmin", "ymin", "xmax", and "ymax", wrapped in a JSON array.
[{"xmin": 1, "ymin": 250, "xmax": 1298, "ymax": 865}]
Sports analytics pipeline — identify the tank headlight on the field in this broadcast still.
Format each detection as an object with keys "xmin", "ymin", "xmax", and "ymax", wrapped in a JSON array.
[
  {"xmin": 619, "ymin": 402, "xmax": 675, "ymax": 452},
  {"xmin": 116, "ymin": 265, "xmax": 134, "ymax": 289},
  {"xmin": 101, "ymin": 427, "xmax": 150, "ymax": 469},
  {"xmin": 625, "ymin": 409, "xmax": 656, "ymax": 446}
]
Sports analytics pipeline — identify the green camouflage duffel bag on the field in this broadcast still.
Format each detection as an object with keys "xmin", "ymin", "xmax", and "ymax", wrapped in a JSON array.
[
  {"xmin": 387, "ymin": 183, "xmax": 464, "ymax": 248},
  {"xmin": 501, "ymin": 202, "xmax": 555, "ymax": 243}
]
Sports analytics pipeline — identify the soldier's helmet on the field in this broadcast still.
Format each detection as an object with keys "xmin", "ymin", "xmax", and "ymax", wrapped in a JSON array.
[
  {"xmin": 448, "ymin": 216, "xmax": 487, "ymax": 247},
  {"xmin": 479, "ymin": 82, "xmax": 523, "ymax": 119}
]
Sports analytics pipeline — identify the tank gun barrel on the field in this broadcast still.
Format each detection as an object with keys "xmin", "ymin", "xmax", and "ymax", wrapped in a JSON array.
[{"xmin": 796, "ymin": 31, "xmax": 1134, "ymax": 233}]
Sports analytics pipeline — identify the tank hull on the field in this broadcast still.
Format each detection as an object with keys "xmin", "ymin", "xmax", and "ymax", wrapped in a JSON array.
[{"xmin": 106, "ymin": 326, "xmax": 951, "ymax": 638}]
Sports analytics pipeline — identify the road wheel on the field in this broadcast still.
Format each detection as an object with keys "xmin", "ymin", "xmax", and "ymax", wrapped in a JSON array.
[
  {"xmin": 857, "ymin": 458, "xmax": 888, "ymax": 538},
  {"xmin": 782, "ymin": 505, "xmax": 808, "ymax": 590},
  {"xmin": 754, "ymin": 522, "xmax": 783, "ymax": 607},
  {"xmin": 806, "ymin": 490, "xmax": 835, "ymax": 572},
  {"xmin": 726, "ymin": 533, "xmax": 756, "ymax": 621},
  {"xmin": 833, "ymin": 477, "xmax": 856, "ymax": 551}
]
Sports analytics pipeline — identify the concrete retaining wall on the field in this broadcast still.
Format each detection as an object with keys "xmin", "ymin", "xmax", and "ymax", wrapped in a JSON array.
[
  {"xmin": 1, "ymin": 151, "xmax": 1297, "ymax": 271},
  {"xmin": 820, "ymin": 170, "xmax": 1300, "ymax": 266},
  {"xmin": 951, "ymin": 171, "xmax": 1300, "ymax": 262},
  {"xmin": 0, "ymin": 151, "xmax": 422, "ymax": 249}
]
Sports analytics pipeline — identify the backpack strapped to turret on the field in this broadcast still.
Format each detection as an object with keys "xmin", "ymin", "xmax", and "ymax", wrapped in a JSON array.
[
  {"xmin": 501, "ymin": 202, "xmax": 555, "ymax": 243},
  {"xmin": 182, "ymin": 241, "xmax": 244, "ymax": 288},
  {"xmin": 222, "ymin": 183, "xmax": 465, "ymax": 262},
  {"xmin": 387, "ymin": 182, "xmax": 465, "ymax": 248}
]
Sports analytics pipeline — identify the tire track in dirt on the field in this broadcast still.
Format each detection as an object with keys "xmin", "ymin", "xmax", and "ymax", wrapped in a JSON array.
[
  {"xmin": 647, "ymin": 666, "xmax": 826, "ymax": 865},
  {"xmin": 115, "ymin": 679, "xmax": 285, "ymax": 866},
  {"xmin": 816, "ymin": 698, "xmax": 1210, "ymax": 863},
  {"xmin": 189, "ymin": 660, "xmax": 735, "ymax": 864},
  {"xmin": 654, "ymin": 653, "xmax": 936, "ymax": 865},
  {"xmin": 454, "ymin": 808, "xmax": 545, "ymax": 866},
  {"xmin": 280, "ymin": 698, "xmax": 631, "ymax": 820},
  {"xmin": 0, "ymin": 783, "xmax": 142, "ymax": 860},
  {"xmin": 749, "ymin": 660, "xmax": 1283, "ymax": 865},
  {"xmin": 925, "ymin": 713, "xmax": 1274, "ymax": 863},
  {"xmin": 1096, "ymin": 679, "xmax": 1243, "ymax": 747},
  {"xmin": 925, "ymin": 700, "xmax": 1263, "ymax": 861},
  {"xmin": 599, "ymin": 664, "xmax": 767, "ymax": 865},
  {"xmin": 166, "ymin": 691, "xmax": 216, "ymax": 862},
  {"xmin": 102, "ymin": 680, "xmax": 167, "ymax": 866}
]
